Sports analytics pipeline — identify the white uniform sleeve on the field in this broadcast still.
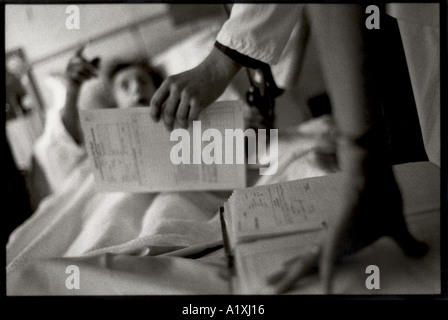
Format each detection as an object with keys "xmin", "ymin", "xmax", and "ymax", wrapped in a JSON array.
[
  {"xmin": 34, "ymin": 109, "xmax": 86, "ymax": 192},
  {"xmin": 216, "ymin": 4, "xmax": 305, "ymax": 65}
]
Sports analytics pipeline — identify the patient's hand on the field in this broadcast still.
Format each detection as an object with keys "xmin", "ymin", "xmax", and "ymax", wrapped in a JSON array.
[
  {"xmin": 66, "ymin": 47, "xmax": 100, "ymax": 86},
  {"xmin": 266, "ymin": 156, "xmax": 428, "ymax": 294},
  {"xmin": 149, "ymin": 47, "xmax": 241, "ymax": 130}
]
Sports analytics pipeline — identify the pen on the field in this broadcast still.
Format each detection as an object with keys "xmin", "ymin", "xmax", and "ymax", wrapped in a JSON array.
[{"xmin": 219, "ymin": 206, "xmax": 235, "ymax": 272}]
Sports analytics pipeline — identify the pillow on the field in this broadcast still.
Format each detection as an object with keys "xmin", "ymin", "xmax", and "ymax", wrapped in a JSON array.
[
  {"xmin": 78, "ymin": 77, "xmax": 112, "ymax": 110},
  {"xmin": 42, "ymin": 73, "xmax": 112, "ymax": 113}
]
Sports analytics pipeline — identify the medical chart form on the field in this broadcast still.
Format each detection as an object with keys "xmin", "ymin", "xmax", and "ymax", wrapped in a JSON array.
[{"xmin": 80, "ymin": 101, "xmax": 246, "ymax": 192}]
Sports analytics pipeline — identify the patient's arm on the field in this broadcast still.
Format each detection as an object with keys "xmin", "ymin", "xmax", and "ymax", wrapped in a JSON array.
[{"xmin": 61, "ymin": 47, "xmax": 99, "ymax": 144}]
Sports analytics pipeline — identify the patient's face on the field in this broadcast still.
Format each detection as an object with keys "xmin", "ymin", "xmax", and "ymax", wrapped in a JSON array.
[{"xmin": 112, "ymin": 66, "xmax": 156, "ymax": 109}]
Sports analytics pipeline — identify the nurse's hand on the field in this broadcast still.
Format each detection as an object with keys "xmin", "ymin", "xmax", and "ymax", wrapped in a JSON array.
[
  {"xmin": 265, "ymin": 152, "xmax": 428, "ymax": 294},
  {"xmin": 149, "ymin": 47, "xmax": 241, "ymax": 130}
]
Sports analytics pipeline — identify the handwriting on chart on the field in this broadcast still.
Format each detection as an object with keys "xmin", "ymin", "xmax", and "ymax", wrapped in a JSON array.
[
  {"xmin": 200, "ymin": 163, "xmax": 218, "ymax": 183},
  {"xmin": 245, "ymin": 191, "xmax": 270, "ymax": 210},
  {"xmin": 243, "ymin": 183, "xmax": 318, "ymax": 228},
  {"xmin": 278, "ymin": 183, "xmax": 317, "ymax": 222},
  {"xmin": 96, "ymin": 123, "xmax": 131, "ymax": 155},
  {"xmin": 96, "ymin": 123, "xmax": 139, "ymax": 184},
  {"xmin": 102, "ymin": 157, "xmax": 138, "ymax": 183}
]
